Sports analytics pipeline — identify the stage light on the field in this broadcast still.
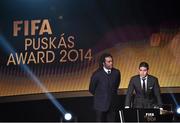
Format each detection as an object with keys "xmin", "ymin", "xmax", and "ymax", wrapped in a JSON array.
[
  {"xmin": 64, "ymin": 113, "xmax": 72, "ymax": 121},
  {"xmin": 0, "ymin": 35, "xmax": 67, "ymax": 116},
  {"xmin": 176, "ymin": 107, "xmax": 180, "ymax": 114}
]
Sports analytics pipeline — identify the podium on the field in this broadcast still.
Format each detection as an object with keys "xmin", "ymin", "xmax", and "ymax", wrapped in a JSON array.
[{"xmin": 119, "ymin": 108, "xmax": 174, "ymax": 122}]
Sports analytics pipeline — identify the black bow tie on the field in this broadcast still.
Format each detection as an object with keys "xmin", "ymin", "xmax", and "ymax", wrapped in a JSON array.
[{"xmin": 108, "ymin": 70, "xmax": 111, "ymax": 74}]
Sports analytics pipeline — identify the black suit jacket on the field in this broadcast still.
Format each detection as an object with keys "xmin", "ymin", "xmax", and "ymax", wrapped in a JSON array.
[
  {"xmin": 125, "ymin": 75, "xmax": 162, "ymax": 109},
  {"xmin": 89, "ymin": 68, "xmax": 121, "ymax": 111}
]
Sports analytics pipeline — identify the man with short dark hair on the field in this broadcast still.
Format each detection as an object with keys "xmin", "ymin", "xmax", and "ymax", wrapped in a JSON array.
[
  {"xmin": 89, "ymin": 53, "xmax": 121, "ymax": 121},
  {"xmin": 125, "ymin": 62, "xmax": 162, "ymax": 109}
]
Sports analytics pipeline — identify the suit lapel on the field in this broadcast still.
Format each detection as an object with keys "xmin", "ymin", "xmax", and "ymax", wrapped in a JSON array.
[
  {"xmin": 137, "ymin": 75, "xmax": 142, "ymax": 90},
  {"xmin": 147, "ymin": 76, "xmax": 149, "ymax": 90},
  {"xmin": 147, "ymin": 75, "xmax": 152, "ymax": 90},
  {"xmin": 101, "ymin": 69, "xmax": 112, "ymax": 87},
  {"xmin": 137, "ymin": 75, "xmax": 145, "ymax": 94}
]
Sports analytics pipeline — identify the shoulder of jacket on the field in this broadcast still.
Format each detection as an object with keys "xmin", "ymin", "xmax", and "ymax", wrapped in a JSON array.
[
  {"xmin": 93, "ymin": 68, "xmax": 103, "ymax": 75},
  {"xmin": 112, "ymin": 68, "xmax": 120, "ymax": 73},
  {"xmin": 131, "ymin": 75, "xmax": 139, "ymax": 79},
  {"xmin": 148, "ymin": 75, "xmax": 158, "ymax": 80}
]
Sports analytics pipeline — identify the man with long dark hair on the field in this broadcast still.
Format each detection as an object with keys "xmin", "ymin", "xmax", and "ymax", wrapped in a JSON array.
[{"xmin": 89, "ymin": 53, "xmax": 121, "ymax": 121}]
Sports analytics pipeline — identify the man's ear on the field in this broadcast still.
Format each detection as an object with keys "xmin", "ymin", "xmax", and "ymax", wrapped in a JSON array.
[{"xmin": 103, "ymin": 62, "xmax": 105, "ymax": 66}]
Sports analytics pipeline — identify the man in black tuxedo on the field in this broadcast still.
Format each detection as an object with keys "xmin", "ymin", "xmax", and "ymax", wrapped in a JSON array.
[
  {"xmin": 125, "ymin": 62, "xmax": 162, "ymax": 109},
  {"xmin": 89, "ymin": 53, "xmax": 121, "ymax": 121}
]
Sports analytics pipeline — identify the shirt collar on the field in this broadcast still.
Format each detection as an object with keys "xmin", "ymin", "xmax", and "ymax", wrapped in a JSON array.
[
  {"xmin": 140, "ymin": 75, "xmax": 148, "ymax": 80},
  {"xmin": 103, "ymin": 67, "xmax": 111, "ymax": 74}
]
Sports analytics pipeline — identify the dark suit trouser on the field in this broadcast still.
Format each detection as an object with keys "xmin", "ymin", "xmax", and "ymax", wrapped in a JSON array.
[{"xmin": 95, "ymin": 108, "xmax": 116, "ymax": 122}]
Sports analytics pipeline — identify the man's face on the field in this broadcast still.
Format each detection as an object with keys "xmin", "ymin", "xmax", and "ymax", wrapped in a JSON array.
[
  {"xmin": 103, "ymin": 57, "xmax": 113, "ymax": 69},
  {"xmin": 139, "ymin": 67, "xmax": 148, "ymax": 77}
]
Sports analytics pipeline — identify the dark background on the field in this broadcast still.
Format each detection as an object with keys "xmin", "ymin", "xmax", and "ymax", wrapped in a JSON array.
[
  {"xmin": 0, "ymin": 94, "xmax": 180, "ymax": 121},
  {"xmin": 0, "ymin": 0, "xmax": 180, "ymax": 121},
  {"xmin": 0, "ymin": 0, "xmax": 180, "ymax": 64}
]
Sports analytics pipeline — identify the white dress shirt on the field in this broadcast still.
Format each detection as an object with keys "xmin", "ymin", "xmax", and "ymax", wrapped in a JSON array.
[
  {"xmin": 140, "ymin": 76, "xmax": 148, "ymax": 91},
  {"xmin": 103, "ymin": 67, "xmax": 111, "ymax": 74}
]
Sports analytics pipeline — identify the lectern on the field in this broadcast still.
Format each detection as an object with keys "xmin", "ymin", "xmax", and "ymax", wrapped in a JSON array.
[{"xmin": 119, "ymin": 108, "xmax": 174, "ymax": 122}]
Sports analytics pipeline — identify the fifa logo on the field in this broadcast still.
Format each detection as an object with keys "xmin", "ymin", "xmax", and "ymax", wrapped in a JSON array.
[{"xmin": 144, "ymin": 113, "xmax": 156, "ymax": 121}]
